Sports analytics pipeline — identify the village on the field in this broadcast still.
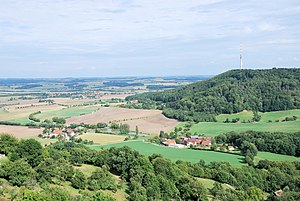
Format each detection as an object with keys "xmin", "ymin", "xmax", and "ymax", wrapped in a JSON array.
[{"xmin": 160, "ymin": 135, "xmax": 236, "ymax": 153}]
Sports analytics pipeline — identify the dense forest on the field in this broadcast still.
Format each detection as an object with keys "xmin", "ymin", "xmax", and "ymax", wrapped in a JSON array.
[
  {"xmin": 0, "ymin": 134, "xmax": 300, "ymax": 200},
  {"xmin": 127, "ymin": 68, "xmax": 300, "ymax": 122}
]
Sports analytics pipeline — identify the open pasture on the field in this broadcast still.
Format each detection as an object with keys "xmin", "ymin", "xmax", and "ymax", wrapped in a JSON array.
[
  {"xmin": 217, "ymin": 109, "xmax": 300, "ymax": 123},
  {"xmin": 89, "ymin": 141, "xmax": 300, "ymax": 167},
  {"xmin": 90, "ymin": 141, "xmax": 244, "ymax": 167},
  {"xmin": 188, "ymin": 120, "xmax": 300, "ymax": 136},
  {"xmin": 0, "ymin": 125, "xmax": 43, "ymax": 138},
  {"xmin": 186, "ymin": 109, "xmax": 300, "ymax": 136},
  {"xmin": 256, "ymin": 152, "xmax": 300, "ymax": 162},
  {"xmin": 67, "ymin": 107, "xmax": 178, "ymax": 134}
]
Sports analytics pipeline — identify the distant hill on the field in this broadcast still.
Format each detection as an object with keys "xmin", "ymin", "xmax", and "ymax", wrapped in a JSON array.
[{"xmin": 127, "ymin": 68, "xmax": 300, "ymax": 122}]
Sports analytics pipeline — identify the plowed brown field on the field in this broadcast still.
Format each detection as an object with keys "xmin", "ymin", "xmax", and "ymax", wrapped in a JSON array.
[{"xmin": 67, "ymin": 107, "xmax": 178, "ymax": 134}]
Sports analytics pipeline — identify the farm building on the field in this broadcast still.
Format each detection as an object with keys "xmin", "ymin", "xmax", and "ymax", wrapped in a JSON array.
[
  {"xmin": 163, "ymin": 139, "xmax": 176, "ymax": 146},
  {"xmin": 180, "ymin": 136, "xmax": 212, "ymax": 147}
]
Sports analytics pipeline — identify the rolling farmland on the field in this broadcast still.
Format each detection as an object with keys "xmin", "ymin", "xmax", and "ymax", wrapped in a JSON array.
[{"xmin": 67, "ymin": 107, "xmax": 179, "ymax": 134}]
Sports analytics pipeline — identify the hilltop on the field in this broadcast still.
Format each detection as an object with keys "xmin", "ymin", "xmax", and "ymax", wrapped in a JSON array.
[{"xmin": 127, "ymin": 68, "xmax": 300, "ymax": 122}]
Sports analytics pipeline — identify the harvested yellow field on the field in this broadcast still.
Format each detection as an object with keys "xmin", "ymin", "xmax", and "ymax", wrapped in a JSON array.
[
  {"xmin": 78, "ymin": 133, "xmax": 126, "ymax": 145},
  {"xmin": 0, "ymin": 125, "xmax": 43, "ymax": 138}
]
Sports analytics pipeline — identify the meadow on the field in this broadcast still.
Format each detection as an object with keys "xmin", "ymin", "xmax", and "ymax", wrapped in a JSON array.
[
  {"xmin": 184, "ymin": 109, "xmax": 300, "ymax": 136},
  {"xmin": 89, "ymin": 140, "xmax": 245, "ymax": 167},
  {"xmin": 89, "ymin": 140, "xmax": 299, "ymax": 167},
  {"xmin": 255, "ymin": 152, "xmax": 300, "ymax": 163}
]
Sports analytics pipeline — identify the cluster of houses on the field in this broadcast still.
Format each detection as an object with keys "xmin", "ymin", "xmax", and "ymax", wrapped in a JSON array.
[
  {"xmin": 41, "ymin": 127, "xmax": 83, "ymax": 141},
  {"xmin": 162, "ymin": 135, "xmax": 213, "ymax": 149}
]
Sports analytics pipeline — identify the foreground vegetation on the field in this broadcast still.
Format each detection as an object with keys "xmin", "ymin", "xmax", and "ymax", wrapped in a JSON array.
[{"xmin": 1, "ymin": 133, "xmax": 300, "ymax": 200}]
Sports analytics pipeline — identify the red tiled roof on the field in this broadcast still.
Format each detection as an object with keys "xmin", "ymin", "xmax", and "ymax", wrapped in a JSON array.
[
  {"xmin": 54, "ymin": 129, "xmax": 63, "ymax": 135},
  {"xmin": 163, "ymin": 139, "xmax": 176, "ymax": 146}
]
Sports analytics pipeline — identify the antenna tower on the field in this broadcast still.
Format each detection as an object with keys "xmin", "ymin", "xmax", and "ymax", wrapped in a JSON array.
[{"xmin": 240, "ymin": 43, "xmax": 243, "ymax": 70}]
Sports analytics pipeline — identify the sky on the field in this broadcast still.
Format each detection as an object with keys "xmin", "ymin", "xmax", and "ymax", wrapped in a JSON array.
[{"xmin": 0, "ymin": 0, "xmax": 299, "ymax": 78}]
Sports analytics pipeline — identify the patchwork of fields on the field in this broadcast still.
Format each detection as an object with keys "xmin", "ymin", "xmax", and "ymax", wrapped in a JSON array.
[
  {"xmin": 36, "ymin": 105, "xmax": 101, "ymax": 121},
  {"xmin": 67, "ymin": 107, "xmax": 179, "ymax": 134},
  {"xmin": 0, "ymin": 104, "xmax": 64, "ymax": 124}
]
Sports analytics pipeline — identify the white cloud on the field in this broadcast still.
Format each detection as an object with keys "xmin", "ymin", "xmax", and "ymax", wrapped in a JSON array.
[
  {"xmin": 258, "ymin": 22, "xmax": 284, "ymax": 32},
  {"xmin": 0, "ymin": 0, "xmax": 299, "ymax": 77}
]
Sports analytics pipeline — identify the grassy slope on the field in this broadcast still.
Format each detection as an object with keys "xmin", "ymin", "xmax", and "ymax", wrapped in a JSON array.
[
  {"xmin": 89, "ymin": 141, "xmax": 299, "ymax": 167},
  {"xmin": 256, "ymin": 152, "xmax": 300, "ymax": 162},
  {"xmin": 186, "ymin": 109, "xmax": 300, "ymax": 136},
  {"xmin": 89, "ymin": 141, "xmax": 244, "ymax": 167}
]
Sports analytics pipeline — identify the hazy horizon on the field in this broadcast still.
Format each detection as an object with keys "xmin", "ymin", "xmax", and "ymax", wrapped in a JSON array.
[{"xmin": 0, "ymin": 1, "xmax": 299, "ymax": 78}]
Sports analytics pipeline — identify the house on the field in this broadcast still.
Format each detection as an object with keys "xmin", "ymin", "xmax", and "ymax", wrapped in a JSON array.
[
  {"xmin": 53, "ymin": 129, "xmax": 63, "ymax": 135},
  {"xmin": 274, "ymin": 189, "xmax": 284, "ymax": 197},
  {"xmin": 66, "ymin": 129, "xmax": 75, "ymax": 136},
  {"xmin": 130, "ymin": 99, "xmax": 139, "ymax": 104},
  {"xmin": 162, "ymin": 139, "xmax": 176, "ymax": 146},
  {"xmin": 227, "ymin": 146, "xmax": 235, "ymax": 151},
  {"xmin": 201, "ymin": 140, "xmax": 211, "ymax": 146},
  {"xmin": 184, "ymin": 139, "xmax": 198, "ymax": 146},
  {"xmin": 182, "ymin": 136, "xmax": 212, "ymax": 147}
]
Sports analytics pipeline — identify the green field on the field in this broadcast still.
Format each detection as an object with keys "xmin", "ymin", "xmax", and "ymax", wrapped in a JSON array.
[
  {"xmin": 89, "ymin": 141, "xmax": 299, "ymax": 167},
  {"xmin": 36, "ymin": 105, "xmax": 100, "ymax": 120},
  {"xmin": 256, "ymin": 152, "xmax": 300, "ymax": 163},
  {"xmin": 184, "ymin": 109, "xmax": 300, "ymax": 136},
  {"xmin": 217, "ymin": 109, "xmax": 300, "ymax": 122},
  {"xmin": 89, "ymin": 141, "xmax": 244, "ymax": 167}
]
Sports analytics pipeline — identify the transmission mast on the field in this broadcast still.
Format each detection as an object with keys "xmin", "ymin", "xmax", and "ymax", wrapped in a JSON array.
[{"xmin": 240, "ymin": 43, "xmax": 243, "ymax": 70}]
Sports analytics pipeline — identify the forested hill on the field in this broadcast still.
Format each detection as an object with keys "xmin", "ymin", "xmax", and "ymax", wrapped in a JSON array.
[{"xmin": 126, "ymin": 68, "xmax": 300, "ymax": 122}]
